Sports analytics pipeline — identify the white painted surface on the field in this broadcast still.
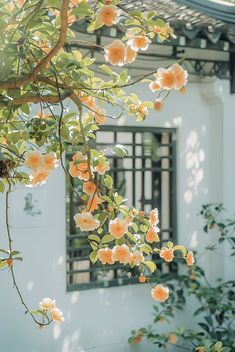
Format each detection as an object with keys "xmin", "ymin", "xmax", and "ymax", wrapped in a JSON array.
[{"xmin": 0, "ymin": 79, "xmax": 234, "ymax": 352}]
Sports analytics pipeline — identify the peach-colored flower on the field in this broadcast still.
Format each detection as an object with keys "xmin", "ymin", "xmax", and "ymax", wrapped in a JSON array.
[
  {"xmin": 160, "ymin": 247, "xmax": 174, "ymax": 262},
  {"xmin": 96, "ymin": 5, "xmax": 120, "ymax": 27},
  {"xmin": 151, "ymin": 284, "xmax": 169, "ymax": 302},
  {"xmin": 87, "ymin": 194, "xmax": 103, "ymax": 212},
  {"xmin": 137, "ymin": 103, "xmax": 148, "ymax": 119},
  {"xmin": 104, "ymin": 39, "xmax": 126, "ymax": 66},
  {"xmin": 80, "ymin": 94, "xmax": 96, "ymax": 109},
  {"xmin": 168, "ymin": 334, "xmax": 177, "ymax": 344},
  {"xmin": 83, "ymin": 181, "xmax": 96, "ymax": 195},
  {"xmin": 68, "ymin": 13, "xmax": 76, "ymax": 26},
  {"xmin": 154, "ymin": 98, "xmax": 163, "ymax": 111},
  {"xmin": 30, "ymin": 169, "xmax": 49, "ymax": 185},
  {"xmin": 186, "ymin": 251, "xmax": 195, "ymax": 266},
  {"xmin": 112, "ymin": 245, "xmax": 131, "ymax": 264},
  {"xmin": 149, "ymin": 208, "xmax": 159, "ymax": 226},
  {"xmin": 130, "ymin": 251, "xmax": 144, "ymax": 266},
  {"xmin": 95, "ymin": 160, "xmax": 110, "ymax": 175},
  {"xmin": 42, "ymin": 152, "xmax": 58, "ymax": 171},
  {"xmin": 98, "ymin": 248, "xmax": 115, "ymax": 265},
  {"xmin": 50, "ymin": 307, "xmax": 64, "ymax": 324},
  {"xmin": 127, "ymin": 35, "xmax": 151, "ymax": 51},
  {"xmin": 146, "ymin": 226, "xmax": 160, "ymax": 243},
  {"xmin": 35, "ymin": 111, "xmax": 50, "ymax": 119},
  {"xmin": 149, "ymin": 80, "xmax": 161, "ymax": 92},
  {"xmin": 157, "ymin": 68, "xmax": 176, "ymax": 90},
  {"xmin": 94, "ymin": 107, "xmax": 106, "ymax": 125},
  {"xmin": 171, "ymin": 63, "xmax": 188, "ymax": 90},
  {"xmin": 17, "ymin": 0, "xmax": 26, "ymax": 6},
  {"xmin": 25, "ymin": 151, "xmax": 43, "ymax": 170},
  {"xmin": 39, "ymin": 298, "xmax": 56, "ymax": 311},
  {"xmin": 109, "ymin": 218, "xmax": 128, "ymax": 239},
  {"xmin": 74, "ymin": 212, "xmax": 100, "ymax": 231},
  {"xmin": 69, "ymin": 152, "xmax": 91, "ymax": 181},
  {"xmin": 131, "ymin": 333, "xmax": 143, "ymax": 345},
  {"xmin": 38, "ymin": 39, "xmax": 51, "ymax": 54},
  {"xmin": 71, "ymin": 0, "xmax": 84, "ymax": 6},
  {"xmin": 139, "ymin": 275, "xmax": 147, "ymax": 283},
  {"xmin": 124, "ymin": 45, "xmax": 137, "ymax": 64}
]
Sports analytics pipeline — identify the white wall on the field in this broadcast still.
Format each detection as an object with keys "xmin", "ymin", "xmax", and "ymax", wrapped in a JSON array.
[{"xmin": 0, "ymin": 79, "xmax": 233, "ymax": 352}]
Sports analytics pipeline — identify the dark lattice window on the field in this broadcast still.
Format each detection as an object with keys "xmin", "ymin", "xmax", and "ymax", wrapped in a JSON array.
[{"xmin": 66, "ymin": 126, "xmax": 177, "ymax": 291}]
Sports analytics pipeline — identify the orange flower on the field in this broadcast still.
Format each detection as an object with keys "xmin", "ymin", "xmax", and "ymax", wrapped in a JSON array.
[
  {"xmin": 160, "ymin": 247, "xmax": 174, "ymax": 262},
  {"xmin": 35, "ymin": 111, "xmax": 50, "ymax": 119},
  {"xmin": 124, "ymin": 45, "xmax": 137, "ymax": 64},
  {"xmin": 168, "ymin": 334, "xmax": 177, "ymax": 344},
  {"xmin": 95, "ymin": 160, "xmax": 110, "ymax": 175},
  {"xmin": 127, "ymin": 35, "xmax": 151, "ymax": 51},
  {"xmin": 71, "ymin": 0, "xmax": 84, "ymax": 6},
  {"xmin": 96, "ymin": 5, "xmax": 120, "ymax": 27},
  {"xmin": 154, "ymin": 98, "xmax": 163, "ymax": 111},
  {"xmin": 98, "ymin": 248, "xmax": 115, "ymax": 265},
  {"xmin": 74, "ymin": 212, "xmax": 100, "ymax": 231},
  {"xmin": 109, "ymin": 218, "xmax": 128, "ymax": 239},
  {"xmin": 87, "ymin": 194, "xmax": 103, "ymax": 212},
  {"xmin": 68, "ymin": 13, "xmax": 76, "ymax": 26},
  {"xmin": 186, "ymin": 251, "xmax": 195, "ymax": 266},
  {"xmin": 30, "ymin": 169, "xmax": 49, "ymax": 185},
  {"xmin": 112, "ymin": 245, "xmax": 131, "ymax": 264},
  {"xmin": 25, "ymin": 151, "xmax": 43, "ymax": 170},
  {"xmin": 6, "ymin": 259, "xmax": 13, "ymax": 267},
  {"xmin": 42, "ymin": 152, "xmax": 58, "ymax": 171},
  {"xmin": 149, "ymin": 208, "xmax": 159, "ymax": 226},
  {"xmin": 137, "ymin": 103, "xmax": 148, "ymax": 119},
  {"xmin": 151, "ymin": 284, "xmax": 169, "ymax": 302},
  {"xmin": 104, "ymin": 39, "xmax": 126, "ymax": 66},
  {"xmin": 94, "ymin": 107, "xmax": 106, "ymax": 125},
  {"xmin": 80, "ymin": 94, "xmax": 96, "ymax": 109},
  {"xmin": 146, "ymin": 226, "xmax": 160, "ymax": 243},
  {"xmin": 69, "ymin": 152, "xmax": 91, "ymax": 181},
  {"xmin": 83, "ymin": 181, "xmax": 96, "ymax": 195},
  {"xmin": 157, "ymin": 68, "xmax": 176, "ymax": 90},
  {"xmin": 171, "ymin": 63, "xmax": 188, "ymax": 90},
  {"xmin": 139, "ymin": 275, "xmax": 147, "ymax": 283},
  {"xmin": 149, "ymin": 80, "xmax": 161, "ymax": 92},
  {"xmin": 131, "ymin": 333, "xmax": 143, "ymax": 345},
  {"xmin": 17, "ymin": 0, "xmax": 26, "ymax": 6},
  {"xmin": 130, "ymin": 251, "xmax": 144, "ymax": 266}
]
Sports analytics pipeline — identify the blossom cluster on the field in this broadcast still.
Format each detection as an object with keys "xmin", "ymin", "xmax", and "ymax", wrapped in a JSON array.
[
  {"xmin": 38, "ymin": 298, "xmax": 64, "ymax": 324},
  {"xmin": 24, "ymin": 151, "xmax": 58, "ymax": 186}
]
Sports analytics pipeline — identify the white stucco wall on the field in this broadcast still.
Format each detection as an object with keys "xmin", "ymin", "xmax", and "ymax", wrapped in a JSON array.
[{"xmin": 0, "ymin": 79, "xmax": 234, "ymax": 352}]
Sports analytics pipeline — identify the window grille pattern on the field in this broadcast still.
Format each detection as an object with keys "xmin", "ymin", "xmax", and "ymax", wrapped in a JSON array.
[{"xmin": 66, "ymin": 126, "xmax": 177, "ymax": 291}]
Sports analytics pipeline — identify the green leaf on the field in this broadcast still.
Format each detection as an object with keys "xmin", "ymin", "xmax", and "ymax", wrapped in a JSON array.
[
  {"xmin": 99, "ymin": 64, "xmax": 113, "ymax": 76},
  {"xmin": 0, "ymin": 180, "xmax": 5, "ymax": 193},
  {"xmin": 101, "ymin": 234, "xmax": 115, "ymax": 244},
  {"xmin": 103, "ymin": 175, "xmax": 113, "ymax": 189},
  {"xmin": 112, "ymin": 144, "xmax": 128, "ymax": 158},
  {"xmin": 90, "ymin": 250, "xmax": 98, "ymax": 264},
  {"xmin": 143, "ymin": 260, "xmax": 157, "ymax": 273},
  {"xmin": 88, "ymin": 235, "xmax": 100, "ymax": 243},
  {"xmin": 140, "ymin": 244, "xmax": 153, "ymax": 254}
]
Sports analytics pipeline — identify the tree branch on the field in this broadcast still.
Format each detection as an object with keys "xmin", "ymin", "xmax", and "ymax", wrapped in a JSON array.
[
  {"xmin": 0, "ymin": 0, "xmax": 70, "ymax": 90},
  {"xmin": 0, "ymin": 90, "xmax": 72, "ymax": 106}
]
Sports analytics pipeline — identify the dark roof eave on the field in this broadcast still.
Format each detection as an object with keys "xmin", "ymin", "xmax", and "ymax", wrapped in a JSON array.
[{"xmin": 176, "ymin": 0, "xmax": 235, "ymax": 25}]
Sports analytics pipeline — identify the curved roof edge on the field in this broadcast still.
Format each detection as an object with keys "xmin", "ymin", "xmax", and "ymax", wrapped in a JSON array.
[{"xmin": 176, "ymin": 0, "xmax": 235, "ymax": 24}]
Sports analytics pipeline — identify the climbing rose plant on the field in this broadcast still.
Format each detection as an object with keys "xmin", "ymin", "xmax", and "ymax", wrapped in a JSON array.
[{"xmin": 0, "ymin": 0, "xmax": 191, "ymax": 327}]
